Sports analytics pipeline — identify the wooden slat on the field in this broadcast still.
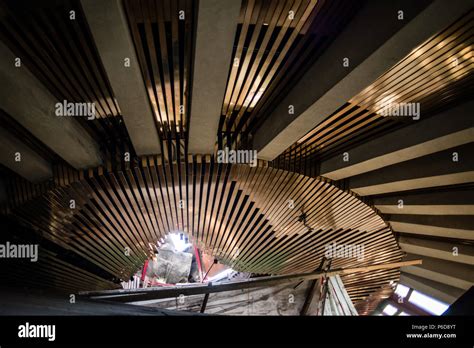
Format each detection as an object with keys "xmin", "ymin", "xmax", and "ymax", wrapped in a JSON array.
[{"xmin": 3, "ymin": 158, "xmax": 404, "ymax": 307}]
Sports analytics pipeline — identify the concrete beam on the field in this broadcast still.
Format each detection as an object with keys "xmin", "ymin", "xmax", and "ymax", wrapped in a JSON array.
[
  {"xmin": 373, "ymin": 187, "xmax": 474, "ymax": 205},
  {"xmin": 0, "ymin": 128, "xmax": 52, "ymax": 182},
  {"xmin": 354, "ymin": 172, "xmax": 474, "ymax": 196},
  {"xmin": 399, "ymin": 236, "xmax": 474, "ymax": 266},
  {"xmin": 321, "ymin": 101, "xmax": 474, "ymax": 180},
  {"xmin": 0, "ymin": 42, "xmax": 102, "ymax": 169},
  {"xmin": 402, "ymin": 253, "xmax": 474, "ymax": 290},
  {"xmin": 254, "ymin": 0, "xmax": 472, "ymax": 160},
  {"xmin": 375, "ymin": 188, "xmax": 474, "ymax": 215},
  {"xmin": 389, "ymin": 214, "xmax": 473, "ymax": 231},
  {"xmin": 399, "ymin": 273, "xmax": 464, "ymax": 304},
  {"xmin": 349, "ymin": 143, "xmax": 474, "ymax": 196},
  {"xmin": 188, "ymin": 0, "xmax": 241, "ymax": 154},
  {"xmin": 392, "ymin": 221, "xmax": 473, "ymax": 240},
  {"xmin": 379, "ymin": 205, "xmax": 474, "ymax": 215},
  {"xmin": 389, "ymin": 215, "xmax": 474, "ymax": 240},
  {"xmin": 81, "ymin": 0, "xmax": 161, "ymax": 156}
]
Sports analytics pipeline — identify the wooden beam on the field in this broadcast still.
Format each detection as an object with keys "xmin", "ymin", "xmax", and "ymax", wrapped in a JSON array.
[{"xmin": 80, "ymin": 260, "xmax": 422, "ymax": 303}]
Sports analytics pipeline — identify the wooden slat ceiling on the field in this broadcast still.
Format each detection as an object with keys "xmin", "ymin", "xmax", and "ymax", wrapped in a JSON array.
[
  {"xmin": 219, "ymin": 0, "xmax": 361, "ymax": 150},
  {"xmin": 2, "ymin": 157, "xmax": 403, "ymax": 307},
  {"xmin": 0, "ymin": 0, "xmax": 130, "ymax": 150},
  {"xmin": 0, "ymin": 217, "xmax": 120, "ymax": 293},
  {"xmin": 124, "ymin": 0, "xmax": 194, "ymax": 137},
  {"xmin": 0, "ymin": 246, "xmax": 119, "ymax": 293},
  {"xmin": 277, "ymin": 9, "xmax": 474, "ymax": 168}
]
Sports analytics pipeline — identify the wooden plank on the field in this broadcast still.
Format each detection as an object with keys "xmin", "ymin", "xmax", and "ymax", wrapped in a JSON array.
[{"xmin": 81, "ymin": 259, "xmax": 422, "ymax": 302}]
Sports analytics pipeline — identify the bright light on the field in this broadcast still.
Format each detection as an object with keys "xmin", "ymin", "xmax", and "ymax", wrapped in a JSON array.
[
  {"xmin": 168, "ymin": 233, "xmax": 191, "ymax": 252},
  {"xmin": 207, "ymin": 268, "xmax": 234, "ymax": 282},
  {"xmin": 383, "ymin": 304, "xmax": 398, "ymax": 315},
  {"xmin": 409, "ymin": 290, "xmax": 449, "ymax": 315},
  {"xmin": 395, "ymin": 283, "xmax": 410, "ymax": 298},
  {"xmin": 399, "ymin": 312, "xmax": 409, "ymax": 316}
]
